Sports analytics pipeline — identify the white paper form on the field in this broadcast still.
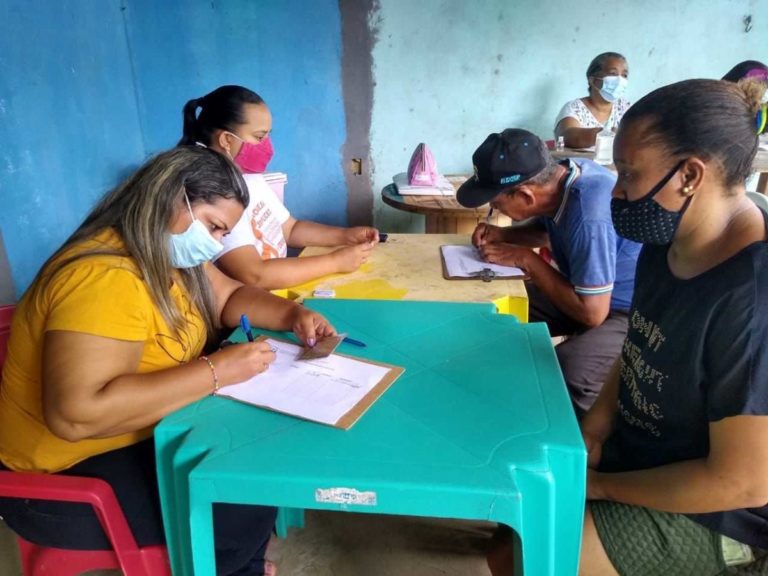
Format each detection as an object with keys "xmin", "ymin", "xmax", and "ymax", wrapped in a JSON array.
[
  {"xmin": 217, "ymin": 338, "xmax": 392, "ymax": 426},
  {"xmin": 440, "ymin": 245, "xmax": 524, "ymax": 278}
]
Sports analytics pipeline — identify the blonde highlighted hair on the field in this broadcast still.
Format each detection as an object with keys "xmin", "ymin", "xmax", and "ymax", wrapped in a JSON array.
[{"xmin": 30, "ymin": 146, "xmax": 249, "ymax": 343}]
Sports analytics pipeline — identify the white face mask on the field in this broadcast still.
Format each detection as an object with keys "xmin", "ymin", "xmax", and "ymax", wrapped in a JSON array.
[
  {"xmin": 599, "ymin": 75, "xmax": 628, "ymax": 102},
  {"xmin": 168, "ymin": 194, "xmax": 223, "ymax": 268}
]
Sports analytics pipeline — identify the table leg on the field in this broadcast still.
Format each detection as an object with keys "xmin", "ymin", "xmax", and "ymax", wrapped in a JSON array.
[
  {"xmin": 189, "ymin": 482, "xmax": 218, "ymax": 576},
  {"xmin": 156, "ymin": 429, "xmax": 209, "ymax": 576},
  {"xmin": 275, "ymin": 507, "xmax": 305, "ymax": 538},
  {"xmin": 489, "ymin": 450, "xmax": 584, "ymax": 575},
  {"xmin": 492, "ymin": 295, "xmax": 529, "ymax": 323},
  {"xmin": 425, "ymin": 215, "xmax": 483, "ymax": 234},
  {"xmin": 425, "ymin": 214, "xmax": 454, "ymax": 233}
]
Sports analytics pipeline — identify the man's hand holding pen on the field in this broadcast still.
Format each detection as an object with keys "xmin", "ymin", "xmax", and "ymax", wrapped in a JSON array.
[
  {"xmin": 473, "ymin": 207, "xmax": 499, "ymax": 248},
  {"xmin": 472, "ymin": 225, "xmax": 504, "ymax": 248},
  {"xmin": 478, "ymin": 243, "xmax": 535, "ymax": 269}
]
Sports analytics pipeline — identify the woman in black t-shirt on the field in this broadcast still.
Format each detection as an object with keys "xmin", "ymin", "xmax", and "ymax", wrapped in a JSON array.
[{"xmin": 490, "ymin": 79, "xmax": 768, "ymax": 575}]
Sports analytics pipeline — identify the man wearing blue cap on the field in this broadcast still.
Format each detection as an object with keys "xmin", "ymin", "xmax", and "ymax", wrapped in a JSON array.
[{"xmin": 457, "ymin": 128, "xmax": 640, "ymax": 415}]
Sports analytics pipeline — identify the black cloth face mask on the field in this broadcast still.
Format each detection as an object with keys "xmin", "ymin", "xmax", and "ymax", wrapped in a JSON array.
[{"xmin": 611, "ymin": 160, "xmax": 692, "ymax": 245}]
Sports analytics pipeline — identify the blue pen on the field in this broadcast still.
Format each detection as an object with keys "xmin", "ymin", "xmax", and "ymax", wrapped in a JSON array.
[
  {"xmin": 343, "ymin": 336, "xmax": 367, "ymax": 348},
  {"xmin": 240, "ymin": 314, "xmax": 254, "ymax": 343}
]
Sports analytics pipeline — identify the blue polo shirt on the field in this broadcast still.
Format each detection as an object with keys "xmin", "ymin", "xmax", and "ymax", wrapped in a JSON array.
[{"xmin": 541, "ymin": 159, "xmax": 640, "ymax": 312}]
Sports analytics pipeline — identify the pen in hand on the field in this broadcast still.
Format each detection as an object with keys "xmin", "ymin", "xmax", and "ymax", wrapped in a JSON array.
[{"xmin": 240, "ymin": 314, "xmax": 254, "ymax": 343}]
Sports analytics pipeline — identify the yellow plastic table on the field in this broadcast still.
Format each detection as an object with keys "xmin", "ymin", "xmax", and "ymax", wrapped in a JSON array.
[
  {"xmin": 155, "ymin": 299, "xmax": 585, "ymax": 576},
  {"xmin": 279, "ymin": 233, "xmax": 529, "ymax": 322}
]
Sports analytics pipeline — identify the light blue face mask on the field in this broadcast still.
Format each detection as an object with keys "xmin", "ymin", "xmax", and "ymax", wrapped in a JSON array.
[
  {"xmin": 168, "ymin": 193, "xmax": 224, "ymax": 269},
  {"xmin": 599, "ymin": 75, "xmax": 628, "ymax": 102}
]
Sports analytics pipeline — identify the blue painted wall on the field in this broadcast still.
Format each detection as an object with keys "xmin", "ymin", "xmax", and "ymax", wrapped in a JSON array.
[
  {"xmin": 125, "ymin": 0, "xmax": 348, "ymax": 223},
  {"xmin": 0, "ymin": 0, "xmax": 348, "ymax": 296},
  {"xmin": 2, "ymin": 0, "xmax": 764, "ymax": 293},
  {"xmin": 0, "ymin": 1, "xmax": 144, "ymax": 295},
  {"xmin": 370, "ymin": 0, "xmax": 768, "ymax": 232}
]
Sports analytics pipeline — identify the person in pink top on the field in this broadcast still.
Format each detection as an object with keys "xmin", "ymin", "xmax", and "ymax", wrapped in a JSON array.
[{"xmin": 179, "ymin": 85, "xmax": 379, "ymax": 290}]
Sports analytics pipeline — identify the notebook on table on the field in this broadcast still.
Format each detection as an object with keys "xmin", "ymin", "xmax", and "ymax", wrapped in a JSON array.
[{"xmin": 440, "ymin": 245, "xmax": 527, "ymax": 281}]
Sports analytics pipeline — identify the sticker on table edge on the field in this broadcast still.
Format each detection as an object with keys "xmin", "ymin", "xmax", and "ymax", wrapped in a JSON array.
[
  {"xmin": 312, "ymin": 288, "xmax": 336, "ymax": 298},
  {"xmin": 315, "ymin": 487, "xmax": 377, "ymax": 506}
]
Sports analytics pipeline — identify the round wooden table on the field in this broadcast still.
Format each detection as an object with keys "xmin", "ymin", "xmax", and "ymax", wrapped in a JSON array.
[{"xmin": 381, "ymin": 181, "xmax": 511, "ymax": 234}]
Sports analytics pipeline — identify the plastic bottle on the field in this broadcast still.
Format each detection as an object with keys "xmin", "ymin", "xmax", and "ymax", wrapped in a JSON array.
[{"xmin": 594, "ymin": 122, "xmax": 615, "ymax": 165}]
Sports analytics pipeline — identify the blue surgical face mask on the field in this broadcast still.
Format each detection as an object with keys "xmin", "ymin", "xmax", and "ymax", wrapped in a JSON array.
[
  {"xmin": 168, "ymin": 194, "xmax": 224, "ymax": 268},
  {"xmin": 599, "ymin": 75, "xmax": 628, "ymax": 102}
]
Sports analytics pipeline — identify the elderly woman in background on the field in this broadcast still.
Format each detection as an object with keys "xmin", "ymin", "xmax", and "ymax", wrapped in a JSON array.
[{"xmin": 555, "ymin": 52, "xmax": 631, "ymax": 149}]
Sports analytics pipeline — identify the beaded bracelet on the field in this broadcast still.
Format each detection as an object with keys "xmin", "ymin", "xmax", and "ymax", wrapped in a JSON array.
[{"xmin": 199, "ymin": 355, "xmax": 219, "ymax": 394}]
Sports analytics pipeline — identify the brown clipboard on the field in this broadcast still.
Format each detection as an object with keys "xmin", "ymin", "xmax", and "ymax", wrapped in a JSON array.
[
  {"xmin": 221, "ymin": 335, "xmax": 404, "ymax": 430},
  {"xmin": 439, "ymin": 245, "xmax": 529, "ymax": 281}
]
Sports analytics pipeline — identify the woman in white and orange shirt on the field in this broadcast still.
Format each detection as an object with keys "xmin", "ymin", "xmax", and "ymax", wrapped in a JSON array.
[{"xmin": 180, "ymin": 85, "xmax": 380, "ymax": 290}]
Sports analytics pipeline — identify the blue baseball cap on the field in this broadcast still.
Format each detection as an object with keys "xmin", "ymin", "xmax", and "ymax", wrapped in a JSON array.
[{"xmin": 456, "ymin": 129, "xmax": 548, "ymax": 208}]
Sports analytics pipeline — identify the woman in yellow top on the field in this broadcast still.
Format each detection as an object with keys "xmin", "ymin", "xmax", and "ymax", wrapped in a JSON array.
[{"xmin": 0, "ymin": 146, "xmax": 334, "ymax": 576}]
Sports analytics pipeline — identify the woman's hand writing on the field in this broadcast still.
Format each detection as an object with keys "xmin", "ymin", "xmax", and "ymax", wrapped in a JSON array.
[{"xmin": 209, "ymin": 341, "xmax": 277, "ymax": 387}]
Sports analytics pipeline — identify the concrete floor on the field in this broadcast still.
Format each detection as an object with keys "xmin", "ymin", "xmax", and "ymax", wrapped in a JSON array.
[{"xmin": 0, "ymin": 511, "xmax": 496, "ymax": 575}]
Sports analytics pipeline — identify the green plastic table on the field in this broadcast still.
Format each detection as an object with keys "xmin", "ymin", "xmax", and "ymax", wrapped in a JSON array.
[{"xmin": 155, "ymin": 299, "xmax": 585, "ymax": 575}]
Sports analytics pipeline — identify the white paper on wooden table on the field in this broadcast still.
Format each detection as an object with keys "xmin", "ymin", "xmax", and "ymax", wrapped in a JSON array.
[{"xmin": 441, "ymin": 245, "xmax": 525, "ymax": 278}]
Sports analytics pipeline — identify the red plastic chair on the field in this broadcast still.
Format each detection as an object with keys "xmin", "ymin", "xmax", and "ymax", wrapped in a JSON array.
[{"xmin": 0, "ymin": 304, "xmax": 171, "ymax": 576}]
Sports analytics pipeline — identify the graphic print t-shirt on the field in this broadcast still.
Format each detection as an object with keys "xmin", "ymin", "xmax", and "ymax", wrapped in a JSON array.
[
  {"xmin": 600, "ymin": 232, "xmax": 768, "ymax": 548},
  {"xmin": 217, "ymin": 174, "xmax": 290, "ymax": 260}
]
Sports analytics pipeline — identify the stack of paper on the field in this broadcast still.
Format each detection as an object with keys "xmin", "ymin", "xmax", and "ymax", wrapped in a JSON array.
[
  {"xmin": 263, "ymin": 172, "xmax": 288, "ymax": 202},
  {"xmin": 393, "ymin": 172, "xmax": 455, "ymax": 196},
  {"xmin": 263, "ymin": 172, "xmax": 288, "ymax": 184}
]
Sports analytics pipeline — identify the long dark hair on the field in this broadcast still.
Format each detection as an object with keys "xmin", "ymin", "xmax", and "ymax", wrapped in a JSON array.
[
  {"xmin": 620, "ymin": 79, "xmax": 764, "ymax": 188},
  {"xmin": 179, "ymin": 85, "xmax": 265, "ymax": 146},
  {"xmin": 30, "ymin": 146, "xmax": 249, "ymax": 340}
]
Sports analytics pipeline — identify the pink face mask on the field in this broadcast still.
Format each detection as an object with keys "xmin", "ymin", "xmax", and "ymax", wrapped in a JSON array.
[{"xmin": 229, "ymin": 133, "xmax": 274, "ymax": 173}]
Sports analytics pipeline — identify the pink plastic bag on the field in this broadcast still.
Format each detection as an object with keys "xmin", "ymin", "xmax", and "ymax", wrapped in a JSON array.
[{"xmin": 407, "ymin": 143, "xmax": 438, "ymax": 186}]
